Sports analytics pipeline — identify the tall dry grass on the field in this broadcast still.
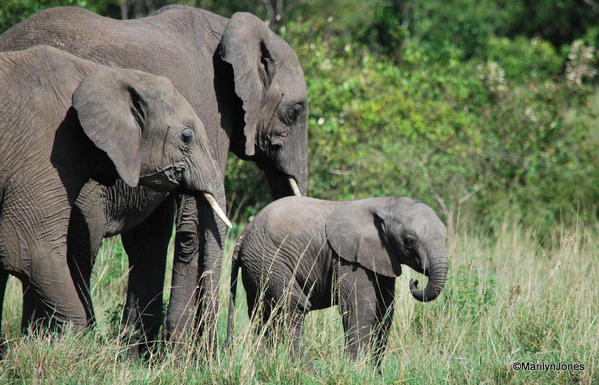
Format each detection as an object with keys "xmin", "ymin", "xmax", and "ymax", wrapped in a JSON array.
[{"xmin": 0, "ymin": 215, "xmax": 597, "ymax": 384}]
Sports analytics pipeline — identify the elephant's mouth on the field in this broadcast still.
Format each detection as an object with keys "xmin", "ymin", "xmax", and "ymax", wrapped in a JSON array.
[
  {"xmin": 139, "ymin": 163, "xmax": 231, "ymax": 229},
  {"xmin": 139, "ymin": 163, "xmax": 184, "ymax": 191}
]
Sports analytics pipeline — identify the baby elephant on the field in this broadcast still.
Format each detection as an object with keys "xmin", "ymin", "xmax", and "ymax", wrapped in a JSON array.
[{"xmin": 227, "ymin": 196, "xmax": 448, "ymax": 365}]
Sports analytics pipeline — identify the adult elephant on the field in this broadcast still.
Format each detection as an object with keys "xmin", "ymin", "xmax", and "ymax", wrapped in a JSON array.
[
  {"xmin": 0, "ymin": 45, "xmax": 228, "ymax": 334},
  {"xmin": 0, "ymin": 5, "xmax": 308, "ymax": 355}
]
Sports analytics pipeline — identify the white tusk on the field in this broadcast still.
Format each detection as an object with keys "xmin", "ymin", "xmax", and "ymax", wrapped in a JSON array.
[
  {"xmin": 203, "ymin": 192, "xmax": 232, "ymax": 229},
  {"xmin": 289, "ymin": 178, "xmax": 301, "ymax": 196}
]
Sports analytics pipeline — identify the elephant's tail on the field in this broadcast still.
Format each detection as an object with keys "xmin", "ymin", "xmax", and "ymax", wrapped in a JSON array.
[{"xmin": 225, "ymin": 232, "xmax": 245, "ymax": 348}]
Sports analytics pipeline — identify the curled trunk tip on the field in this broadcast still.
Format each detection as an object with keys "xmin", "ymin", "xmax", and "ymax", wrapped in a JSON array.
[
  {"xmin": 409, "ymin": 279, "xmax": 442, "ymax": 302},
  {"xmin": 410, "ymin": 251, "xmax": 448, "ymax": 302},
  {"xmin": 409, "ymin": 267, "xmax": 447, "ymax": 302}
]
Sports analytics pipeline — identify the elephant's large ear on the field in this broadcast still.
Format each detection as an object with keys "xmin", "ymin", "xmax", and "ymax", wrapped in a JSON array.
[
  {"xmin": 325, "ymin": 198, "xmax": 402, "ymax": 277},
  {"xmin": 72, "ymin": 68, "xmax": 147, "ymax": 188},
  {"xmin": 220, "ymin": 12, "xmax": 278, "ymax": 157}
]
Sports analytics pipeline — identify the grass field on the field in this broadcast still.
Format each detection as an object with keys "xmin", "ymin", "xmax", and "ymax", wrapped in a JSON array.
[{"xmin": 0, "ymin": 215, "xmax": 597, "ymax": 384}]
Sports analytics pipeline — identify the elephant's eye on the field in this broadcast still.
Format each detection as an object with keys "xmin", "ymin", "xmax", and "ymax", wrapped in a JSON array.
[
  {"xmin": 280, "ymin": 102, "xmax": 303, "ymax": 126},
  {"xmin": 180, "ymin": 127, "xmax": 194, "ymax": 146},
  {"xmin": 404, "ymin": 234, "xmax": 417, "ymax": 249}
]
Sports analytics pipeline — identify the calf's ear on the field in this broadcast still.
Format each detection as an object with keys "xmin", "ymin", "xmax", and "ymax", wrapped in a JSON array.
[{"xmin": 325, "ymin": 198, "xmax": 402, "ymax": 277}]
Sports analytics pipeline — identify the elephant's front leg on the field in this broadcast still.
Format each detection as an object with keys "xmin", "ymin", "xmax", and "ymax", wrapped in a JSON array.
[
  {"xmin": 286, "ymin": 303, "xmax": 312, "ymax": 366},
  {"xmin": 337, "ymin": 262, "xmax": 395, "ymax": 364},
  {"xmin": 24, "ymin": 241, "xmax": 88, "ymax": 334},
  {"xmin": 3, "ymin": 198, "xmax": 87, "ymax": 333},
  {"xmin": 371, "ymin": 276, "xmax": 395, "ymax": 367},
  {"xmin": 164, "ymin": 193, "xmax": 226, "ymax": 351},
  {"xmin": 120, "ymin": 197, "xmax": 175, "ymax": 359},
  {"xmin": 21, "ymin": 198, "xmax": 105, "ymax": 332},
  {"xmin": 66, "ymin": 199, "xmax": 108, "ymax": 327}
]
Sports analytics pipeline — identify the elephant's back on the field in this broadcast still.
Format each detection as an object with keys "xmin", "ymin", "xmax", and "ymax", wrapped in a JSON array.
[
  {"xmin": 237, "ymin": 197, "xmax": 338, "ymax": 307},
  {"xmin": 0, "ymin": 44, "xmax": 94, "ymax": 81},
  {"xmin": 0, "ymin": 5, "xmax": 226, "ymax": 153},
  {"xmin": 0, "ymin": 46, "xmax": 95, "ymax": 121},
  {"xmin": 148, "ymin": 5, "xmax": 228, "ymax": 36},
  {"xmin": 0, "ymin": 6, "xmax": 225, "ymax": 74},
  {"xmin": 1, "ymin": 7, "xmax": 186, "ymax": 66},
  {"xmin": 251, "ymin": 197, "xmax": 336, "ymax": 234},
  {"xmin": 237, "ymin": 197, "xmax": 336, "ymax": 269},
  {"xmin": 0, "ymin": 7, "xmax": 109, "ymax": 53}
]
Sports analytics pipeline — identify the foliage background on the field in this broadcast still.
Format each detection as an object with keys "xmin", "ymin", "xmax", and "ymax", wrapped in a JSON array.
[{"xmin": 1, "ymin": 0, "xmax": 598, "ymax": 232}]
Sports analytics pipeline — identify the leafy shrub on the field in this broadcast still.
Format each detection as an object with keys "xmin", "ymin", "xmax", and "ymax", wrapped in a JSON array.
[
  {"xmin": 486, "ymin": 36, "xmax": 564, "ymax": 81},
  {"xmin": 0, "ymin": 0, "xmax": 99, "ymax": 32},
  {"xmin": 227, "ymin": 17, "xmax": 599, "ymax": 235}
]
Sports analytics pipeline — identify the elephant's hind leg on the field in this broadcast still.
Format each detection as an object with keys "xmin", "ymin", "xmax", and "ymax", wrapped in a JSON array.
[
  {"xmin": 287, "ymin": 309, "xmax": 311, "ymax": 366},
  {"xmin": 21, "ymin": 281, "xmax": 38, "ymax": 332},
  {"xmin": 248, "ymin": 270, "xmax": 313, "ymax": 364}
]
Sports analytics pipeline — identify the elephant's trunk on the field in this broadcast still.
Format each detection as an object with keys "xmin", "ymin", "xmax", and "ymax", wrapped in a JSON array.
[
  {"xmin": 260, "ymin": 124, "xmax": 308, "ymax": 199},
  {"xmin": 409, "ymin": 249, "xmax": 448, "ymax": 302},
  {"xmin": 184, "ymin": 144, "xmax": 231, "ymax": 228},
  {"xmin": 164, "ymin": 192, "xmax": 226, "ymax": 349}
]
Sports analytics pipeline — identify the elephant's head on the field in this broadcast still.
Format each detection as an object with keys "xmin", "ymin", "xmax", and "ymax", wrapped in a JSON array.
[
  {"xmin": 72, "ymin": 67, "xmax": 231, "ymax": 227},
  {"xmin": 221, "ymin": 12, "xmax": 308, "ymax": 198},
  {"xmin": 326, "ymin": 197, "xmax": 448, "ymax": 302}
]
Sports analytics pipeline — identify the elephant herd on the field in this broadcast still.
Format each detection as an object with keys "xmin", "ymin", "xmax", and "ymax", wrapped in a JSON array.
[{"xmin": 0, "ymin": 5, "xmax": 448, "ymax": 365}]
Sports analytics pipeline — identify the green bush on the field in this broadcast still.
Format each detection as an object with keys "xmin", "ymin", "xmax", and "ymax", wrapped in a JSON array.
[
  {"xmin": 486, "ymin": 36, "xmax": 564, "ymax": 81},
  {"xmin": 272, "ymin": 19, "xmax": 598, "ymax": 232},
  {"xmin": 0, "ymin": 0, "xmax": 98, "ymax": 31}
]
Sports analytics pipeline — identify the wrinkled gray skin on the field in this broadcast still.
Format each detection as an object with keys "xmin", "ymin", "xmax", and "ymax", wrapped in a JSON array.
[
  {"xmin": 0, "ymin": 6, "xmax": 308, "ymax": 355},
  {"xmin": 227, "ymin": 196, "xmax": 448, "ymax": 366},
  {"xmin": 0, "ymin": 46, "xmax": 224, "ymax": 334}
]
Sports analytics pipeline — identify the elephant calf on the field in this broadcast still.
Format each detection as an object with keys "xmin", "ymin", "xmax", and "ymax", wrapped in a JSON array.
[{"xmin": 227, "ymin": 196, "xmax": 448, "ymax": 365}]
